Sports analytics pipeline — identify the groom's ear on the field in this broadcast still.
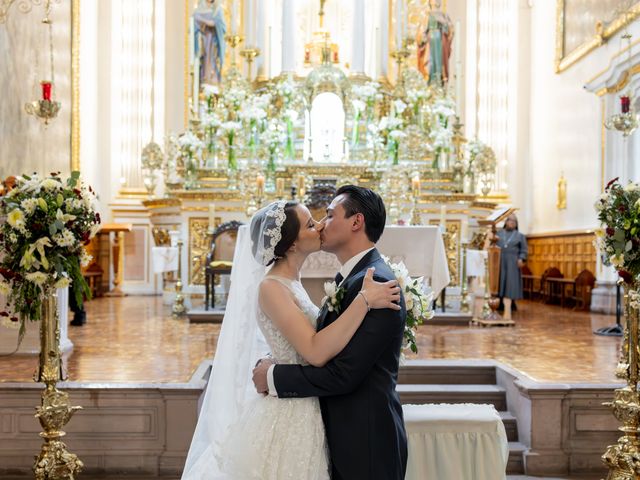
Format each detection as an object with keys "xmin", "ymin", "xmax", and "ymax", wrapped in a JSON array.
[{"xmin": 351, "ymin": 212, "xmax": 365, "ymax": 231}]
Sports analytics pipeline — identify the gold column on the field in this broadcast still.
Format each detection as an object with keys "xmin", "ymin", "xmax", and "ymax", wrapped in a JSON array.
[
  {"xmin": 172, "ymin": 239, "xmax": 186, "ymax": 317},
  {"xmin": 33, "ymin": 291, "xmax": 83, "ymax": 479}
]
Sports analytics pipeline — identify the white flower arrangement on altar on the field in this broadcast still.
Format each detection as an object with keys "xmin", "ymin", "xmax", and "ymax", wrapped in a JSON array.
[
  {"xmin": 222, "ymin": 86, "xmax": 246, "ymax": 112},
  {"xmin": 376, "ymin": 115, "xmax": 405, "ymax": 165},
  {"xmin": 382, "ymin": 255, "xmax": 434, "ymax": 354},
  {"xmin": 178, "ymin": 131, "xmax": 204, "ymax": 158},
  {"xmin": 0, "ymin": 172, "xmax": 100, "ymax": 339}
]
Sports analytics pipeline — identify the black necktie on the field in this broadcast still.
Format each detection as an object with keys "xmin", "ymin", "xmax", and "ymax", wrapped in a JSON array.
[{"xmin": 334, "ymin": 272, "xmax": 343, "ymax": 285}]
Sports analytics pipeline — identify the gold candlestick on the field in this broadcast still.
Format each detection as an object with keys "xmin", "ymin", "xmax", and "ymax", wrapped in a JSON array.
[
  {"xmin": 172, "ymin": 239, "xmax": 186, "ymax": 317},
  {"xmin": 225, "ymin": 34, "xmax": 244, "ymax": 68},
  {"xmin": 460, "ymin": 242, "xmax": 471, "ymax": 314},
  {"xmin": 240, "ymin": 47, "xmax": 261, "ymax": 80}
]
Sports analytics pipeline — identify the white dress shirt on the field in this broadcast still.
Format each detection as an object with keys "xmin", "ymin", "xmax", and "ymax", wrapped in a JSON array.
[{"xmin": 266, "ymin": 247, "xmax": 375, "ymax": 396}]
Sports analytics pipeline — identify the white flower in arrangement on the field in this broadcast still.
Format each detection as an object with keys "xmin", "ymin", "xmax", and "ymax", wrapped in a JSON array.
[
  {"xmin": 202, "ymin": 112, "xmax": 222, "ymax": 129},
  {"xmin": 7, "ymin": 209, "xmax": 25, "ymax": 230},
  {"xmin": 393, "ymin": 100, "xmax": 408, "ymax": 115},
  {"xmin": 276, "ymin": 79, "xmax": 295, "ymax": 98},
  {"xmin": 630, "ymin": 290, "xmax": 640, "ymax": 311},
  {"xmin": 431, "ymin": 126, "xmax": 453, "ymax": 150},
  {"xmin": 40, "ymin": 178, "xmax": 62, "ymax": 191},
  {"xmin": 389, "ymin": 130, "xmax": 407, "ymax": 141},
  {"xmin": 261, "ymin": 119, "xmax": 287, "ymax": 147},
  {"xmin": 220, "ymin": 121, "xmax": 242, "ymax": 133},
  {"xmin": 610, "ymin": 253, "xmax": 625, "ymax": 267},
  {"xmin": 353, "ymin": 81, "xmax": 382, "ymax": 103},
  {"xmin": 56, "ymin": 208, "xmax": 76, "ymax": 223},
  {"xmin": 624, "ymin": 182, "xmax": 640, "ymax": 192},
  {"xmin": 53, "ymin": 229, "xmax": 76, "ymax": 248},
  {"xmin": 20, "ymin": 198, "xmax": 39, "ymax": 216},
  {"xmin": 64, "ymin": 198, "xmax": 84, "ymax": 211},
  {"xmin": 406, "ymin": 88, "xmax": 427, "ymax": 105},
  {"xmin": 54, "ymin": 276, "xmax": 71, "ymax": 289},
  {"xmin": 0, "ymin": 280, "xmax": 10, "ymax": 296},
  {"xmin": 178, "ymin": 131, "xmax": 204, "ymax": 155},
  {"xmin": 431, "ymin": 97, "xmax": 456, "ymax": 118},
  {"xmin": 80, "ymin": 248, "xmax": 93, "ymax": 267},
  {"xmin": 25, "ymin": 272, "xmax": 48, "ymax": 286},
  {"xmin": 283, "ymin": 108, "xmax": 299, "ymax": 123},
  {"xmin": 378, "ymin": 116, "xmax": 403, "ymax": 132},
  {"xmin": 8, "ymin": 233, "xmax": 17, "ymax": 243},
  {"xmin": 352, "ymin": 99, "xmax": 366, "ymax": 114},
  {"xmin": 239, "ymin": 105, "xmax": 267, "ymax": 123},
  {"xmin": 202, "ymin": 84, "xmax": 219, "ymax": 99},
  {"xmin": 222, "ymin": 87, "xmax": 246, "ymax": 109},
  {"xmin": 254, "ymin": 93, "xmax": 273, "ymax": 110}
]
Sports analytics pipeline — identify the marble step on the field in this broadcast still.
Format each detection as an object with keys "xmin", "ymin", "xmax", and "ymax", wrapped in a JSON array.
[
  {"xmin": 508, "ymin": 441, "xmax": 527, "ymax": 475},
  {"xmin": 500, "ymin": 411, "xmax": 519, "ymax": 442},
  {"xmin": 399, "ymin": 363, "xmax": 496, "ymax": 385},
  {"xmin": 397, "ymin": 383, "xmax": 507, "ymax": 410}
]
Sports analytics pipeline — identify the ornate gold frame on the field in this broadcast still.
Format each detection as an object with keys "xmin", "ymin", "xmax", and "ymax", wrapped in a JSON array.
[{"xmin": 555, "ymin": 0, "xmax": 640, "ymax": 73}]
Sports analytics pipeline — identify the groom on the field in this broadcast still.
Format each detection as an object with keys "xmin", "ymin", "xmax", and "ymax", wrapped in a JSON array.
[{"xmin": 253, "ymin": 185, "xmax": 408, "ymax": 480}]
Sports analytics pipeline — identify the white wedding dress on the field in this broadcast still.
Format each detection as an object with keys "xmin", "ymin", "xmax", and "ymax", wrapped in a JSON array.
[{"xmin": 219, "ymin": 275, "xmax": 330, "ymax": 480}]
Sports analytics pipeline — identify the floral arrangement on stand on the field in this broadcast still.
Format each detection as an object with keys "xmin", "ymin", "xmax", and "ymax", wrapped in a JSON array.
[
  {"xmin": 0, "ymin": 172, "xmax": 100, "ymax": 341},
  {"xmin": 382, "ymin": 255, "xmax": 434, "ymax": 354},
  {"xmin": 178, "ymin": 131, "xmax": 204, "ymax": 190},
  {"xmin": 465, "ymin": 139, "xmax": 497, "ymax": 195},
  {"xmin": 427, "ymin": 96, "xmax": 456, "ymax": 170},
  {"xmin": 261, "ymin": 118, "xmax": 287, "ymax": 190},
  {"xmin": 351, "ymin": 81, "xmax": 382, "ymax": 150},
  {"xmin": 595, "ymin": 178, "xmax": 640, "ymax": 287}
]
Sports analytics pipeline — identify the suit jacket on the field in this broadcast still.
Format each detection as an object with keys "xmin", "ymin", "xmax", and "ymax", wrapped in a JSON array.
[{"xmin": 273, "ymin": 248, "xmax": 408, "ymax": 480}]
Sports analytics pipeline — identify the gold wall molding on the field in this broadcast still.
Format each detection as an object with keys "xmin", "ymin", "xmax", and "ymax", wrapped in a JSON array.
[
  {"xmin": 555, "ymin": 0, "xmax": 640, "ymax": 73},
  {"xmin": 595, "ymin": 62, "xmax": 640, "ymax": 96}
]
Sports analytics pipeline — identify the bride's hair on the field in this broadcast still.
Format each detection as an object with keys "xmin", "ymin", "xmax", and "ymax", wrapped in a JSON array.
[{"xmin": 250, "ymin": 201, "xmax": 300, "ymax": 266}]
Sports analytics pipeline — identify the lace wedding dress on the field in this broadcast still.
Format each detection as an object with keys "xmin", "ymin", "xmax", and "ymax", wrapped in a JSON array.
[{"xmin": 220, "ymin": 276, "xmax": 330, "ymax": 480}]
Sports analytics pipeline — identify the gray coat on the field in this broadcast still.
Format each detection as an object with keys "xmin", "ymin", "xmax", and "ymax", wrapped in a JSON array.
[{"xmin": 496, "ymin": 229, "xmax": 528, "ymax": 300}]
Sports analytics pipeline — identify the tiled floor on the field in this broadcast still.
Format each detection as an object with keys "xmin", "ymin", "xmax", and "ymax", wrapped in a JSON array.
[{"xmin": 0, "ymin": 296, "xmax": 623, "ymax": 384}]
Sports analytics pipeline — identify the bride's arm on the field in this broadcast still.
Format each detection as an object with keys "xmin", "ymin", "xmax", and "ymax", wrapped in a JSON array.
[{"xmin": 260, "ymin": 268, "xmax": 400, "ymax": 368}]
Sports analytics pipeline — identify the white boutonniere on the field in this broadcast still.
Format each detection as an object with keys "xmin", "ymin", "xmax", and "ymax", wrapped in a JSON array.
[{"xmin": 322, "ymin": 281, "xmax": 346, "ymax": 314}]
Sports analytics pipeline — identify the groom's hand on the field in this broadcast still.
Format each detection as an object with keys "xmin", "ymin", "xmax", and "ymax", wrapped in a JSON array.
[{"xmin": 252, "ymin": 358, "xmax": 275, "ymax": 395}]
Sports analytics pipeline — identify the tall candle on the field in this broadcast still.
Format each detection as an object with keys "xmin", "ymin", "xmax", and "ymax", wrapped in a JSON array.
[
  {"xmin": 256, "ymin": 174, "xmax": 265, "ymax": 195},
  {"xmin": 439, "ymin": 204, "xmax": 446, "ymax": 227},
  {"xmin": 276, "ymin": 178, "xmax": 285, "ymax": 197},
  {"xmin": 395, "ymin": 0, "xmax": 402, "ymax": 48},
  {"xmin": 461, "ymin": 222, "xmax": 469, "ymax": 242},
  {"xmin": 232, "ymin": 0, "xmax": 238, "ymax": 34},
  {"xmin": 208, "ymin": 203, "xmax": 216, "ymax": 230},
  {"xmin": 411, "ymin": 175, "xmax": 420, "ymax": 196}
]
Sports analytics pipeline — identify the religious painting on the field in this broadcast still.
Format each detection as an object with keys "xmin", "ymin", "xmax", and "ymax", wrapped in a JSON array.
[{"xmin": 555, "ymin": 0, "xmax": 640, "ymax": 72}]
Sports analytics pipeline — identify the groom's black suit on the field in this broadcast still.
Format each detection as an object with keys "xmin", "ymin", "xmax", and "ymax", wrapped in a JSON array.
[{"xmin": 273, "ymin": 248, "xmax": 408, "ymax": 480}]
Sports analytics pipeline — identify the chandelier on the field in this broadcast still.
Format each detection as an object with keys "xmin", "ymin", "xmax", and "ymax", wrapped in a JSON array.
[{"xmin": 605, "ymin": 33, "xmax": 639, "ymax": 137}]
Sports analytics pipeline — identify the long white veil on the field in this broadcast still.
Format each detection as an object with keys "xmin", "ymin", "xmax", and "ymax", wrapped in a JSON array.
[
  {"xmin": 181, "ymin": 201, "xmax": 287, "ymax": 479},
  {"xmin": 181, "ymin": 225, "xmax": 268, "ymax": 479}
]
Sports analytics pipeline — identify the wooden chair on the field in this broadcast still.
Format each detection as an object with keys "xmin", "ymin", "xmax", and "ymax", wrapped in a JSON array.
[
  {"xmin": 569, "ymin": 269, "xmax": 596, "ymax": 311},
  {"xmin": 205, "ymin": 221, "xmax": 243, "ymax": 311},
  {"xmin": 520, "ymin": 265, "xmax": 540, "ymax": 300},
  {"xmin": 82, "ymin": 263, "xmax": 104, "ymax": 298},
  {"xmin": 540, "ymin": 267, "xmax": 563, "ymax": 304}
]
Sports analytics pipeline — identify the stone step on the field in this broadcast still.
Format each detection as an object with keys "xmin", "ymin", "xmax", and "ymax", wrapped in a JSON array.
[
  {"xmin": 507, "ymin": 441, "xmax": 527, "ymax": 474},
  {"xmin": 399, "ymin": 363, "xmax": 496, "ymax": 385},
  {"xmin": 500, "ymin": 411, "xmax": 519, "ymax": 442},
  {"xmin": 397, "ymin": 384, "xmax": 507, "ymax": 411}
]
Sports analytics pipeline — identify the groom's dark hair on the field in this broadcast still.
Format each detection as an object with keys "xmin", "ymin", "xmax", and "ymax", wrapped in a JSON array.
[{"xmin": 335, "ymin": 185, "xmax": 386, "ymax": 243}]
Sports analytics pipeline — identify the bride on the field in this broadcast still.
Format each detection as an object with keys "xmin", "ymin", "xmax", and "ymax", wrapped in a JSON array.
[{"xmin": 182, "ymin": 200, "xmax": 400, "ymax": 479}]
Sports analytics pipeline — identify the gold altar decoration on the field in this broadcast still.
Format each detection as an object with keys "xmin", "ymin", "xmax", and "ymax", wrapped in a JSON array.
[
  {"xmin": 602, "ymin": 281, "xmax": 640, "ymax": 479},
  {"xmin": 189, "ymin": 218, "xmax": 211, "ymax": 285},
  {"xmin": 429, "ymin": 220, "xmax": 460, "ymax": 287},
  {"xmin": 557, "ymin": 173, "xmax": 567, "ymax": 210},
  {"xmin": 33, "ymin": 290, "xmax": 83, "ymax": 480}
]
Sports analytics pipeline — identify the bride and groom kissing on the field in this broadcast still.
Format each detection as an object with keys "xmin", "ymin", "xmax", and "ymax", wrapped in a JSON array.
[{"xmin": 182, "ymin": 185, "xmax": 408, "ymax": 480}]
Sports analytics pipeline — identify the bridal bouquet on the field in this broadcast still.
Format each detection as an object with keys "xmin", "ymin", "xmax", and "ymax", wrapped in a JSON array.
[
  {"xmin": 0, "ymin": 172, "xmax": 100, "ymax": 339},
  {"xmin": 383, "ymin": 256, "xmax": 434, "ymax": 353},
  {"xmin": 595, "ymin": 178, "xmax": 640, "ymax": 285}
]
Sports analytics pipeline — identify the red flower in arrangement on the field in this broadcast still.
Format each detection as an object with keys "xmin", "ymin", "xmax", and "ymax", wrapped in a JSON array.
[
  {"xmin": 606, "ymin": 227, "xmax": 615, "ymax": 236},
  {"xmin": 95, "ymin": 213, "xmax": 101, "ymax": 223},
  {"xmin": 618, "ymin": 205, "xmax": 627, "ymax": 213},
  {"xmin": 0, "ymin": 312, "xmax": 8, "ymax": 317},
  {"xmin": 606, "ymin": 177, "xmax": 620, "ymax": 190},
  {"xmin": 73, "ymin": 188, "xmax": 82, "ymax": 198},
  {"xmin": 10, "ymin": 316, "xmax": 18, "ymax": 323},
  {"xmin": 0, "ymin": 268, "xmax": 17, "ymax": 280},
  {"xmin": 619, "ymin": 270, "xmax": 634, "ymax": 284},
  {"xmin": 50, "ymin": 172, "xmax": 60, "ymax": 177}
]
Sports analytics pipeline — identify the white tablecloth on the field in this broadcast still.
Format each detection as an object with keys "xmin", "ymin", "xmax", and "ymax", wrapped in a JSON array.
[
  {"xmin": 151, "ymin": 246, "xmax": 179, "ymax": 274},
  {"xmin": 403, "ymin": 403, "xmax": 509, "ymax": 480},
  {"xmin": 467, "ymin": 249, "xmax": 487, "ymax": 277},
  {"xmin": 302, "ymin": 225, "xmax": 450, "ymax": 297}
]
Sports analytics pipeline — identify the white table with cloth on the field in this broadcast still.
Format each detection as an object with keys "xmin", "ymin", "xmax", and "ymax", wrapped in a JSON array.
[
  {"xmin": 403, "ymin": 403, "xmax": 509, "ymax": 480},
  {"xmin": 302, "ymin": 225, "xmax": 450, "ymax": 297}
]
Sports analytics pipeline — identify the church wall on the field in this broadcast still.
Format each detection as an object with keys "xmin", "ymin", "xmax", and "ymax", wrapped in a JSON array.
[
  {"xmin": 527, "ymin": 2, "xmax": 640, "ymax": 234},
  {"xmin": 0, "ymin": 1, "xmax": 71, "ymax": 179}
]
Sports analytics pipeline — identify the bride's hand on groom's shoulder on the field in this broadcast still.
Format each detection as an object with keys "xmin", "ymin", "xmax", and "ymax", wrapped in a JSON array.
[
  {"xmin": 361, "ymin": 267, "xmax": 402, "ymax": 311},
  {"xmin": 252, "ymin": 357, "xmax": 275, "ymax": 395}
]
